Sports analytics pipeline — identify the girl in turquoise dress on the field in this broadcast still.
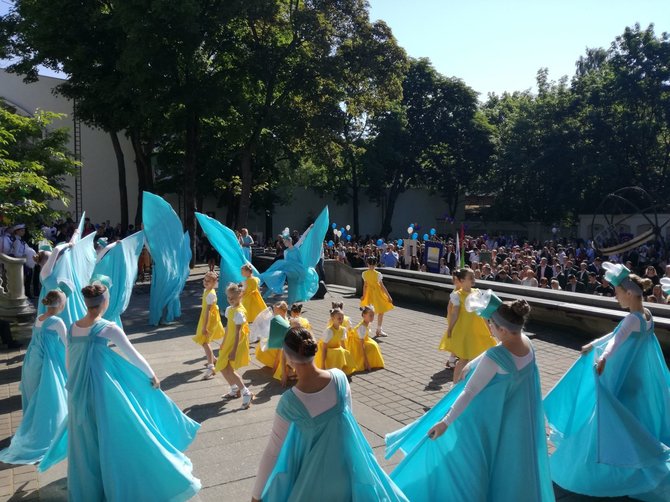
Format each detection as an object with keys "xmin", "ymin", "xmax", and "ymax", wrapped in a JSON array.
[
  {"xmin": 252, "ymin": 327, "xmax": 408, "ymax": 502},
  {"xmin": 545, "ymin": 263, "xmax": 670, "ymax": 501},
  {"xmin": 39, "ymin": 281, "xmax": 201, "ymax": 501},
  {"xmin": 385, "ymin": 292, "xmax": 554, "ymax": 502},
  {"xmin": 0, "ymin": 290, "xmax": 68, "ymax": 464}
]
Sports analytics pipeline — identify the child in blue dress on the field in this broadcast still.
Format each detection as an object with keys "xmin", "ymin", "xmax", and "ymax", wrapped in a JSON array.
[
  {"xmin": 386, "ymin": 292, "xmax": 553, "ymax": 502},
  {"xmin": 39, "ymin": 281, "xmax": 201, "ymax": 501},
  {"xmin": 545, "ymin": 263, "xmax": 670, "ymax": 501},
  {"xmin": 252, "ymin": 327, "xmax": 408, "ymax": 502},
  {"xmin": 0, "ymin": 289, "xmax": 68, "ymax": 464}
]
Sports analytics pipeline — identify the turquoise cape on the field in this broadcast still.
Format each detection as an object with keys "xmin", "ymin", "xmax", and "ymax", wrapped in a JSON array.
[
  {"xmin": 0, "ymin": 317, "xmax": 67, "ymax": 464},
  {"xmin": 195, "ymin": 212, "xmax": 259, "ymax": 310},
  {"xmin": 92, "ymin": 231, "xmax": 145, "ymax": 328},
  {"xmin": 37, "ymin": 215, "xmax": 96, "ymax": 329},
  {"xmin": 386, "ymin": 344, "xmax": 554, "ymax": 502},
  {"xmin": 261, "ymin": 206, "xmax": 328, "ymax": 305},
  {"xmin": 38, "ymin": 320, "xmax": 200, "ymax": 501},
  {"xmin": 544, "ymin": 312, "xmax": 670, "ymax": 501},
  {"xmin": 142, "ymin": 192, "xmax": 191, "ymax": 325},
  {"xmin": 261, "ymin": 369, "xmax": 408, "ymax": 502}
]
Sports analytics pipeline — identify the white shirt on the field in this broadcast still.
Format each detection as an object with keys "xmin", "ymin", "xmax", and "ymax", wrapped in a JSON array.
[
  {"xmin": 355, "ymin": 323, "xmax": 372, "ymax": 340},
  {"xmin": 449, "ymin": 291, "xmax": 460, "ymax": 306},
  {"xmin": 442, "ymin": 338, "xmax": 534, "ymax": 427},
  {"xmin": 205, "ymin": 291, "xmax": 216, "ymax": 305},
  {"xmin": 41, "ymin": 243, "xmax": 68, "ymax": 280},
  {"xmin": 321, "ymin": 326, "xmax": 347, "ymax": 344},
  {"xmin": 252, "ymin": 373, "xmax": 353, "ymax": 499},
  {"xmin": 71, "ymin": 323, "xmax": 155, "ymax": 378},
  {"xmin": 594, "ymin": 311, "xmax": 652, "ymax": 363},
  {"xmin": 34, "ymin": 316, "xmax": 67, "ymax": 346},
  {"xmin": 224, "ymin": 306, "xmax": 246, "ymax": 324}
]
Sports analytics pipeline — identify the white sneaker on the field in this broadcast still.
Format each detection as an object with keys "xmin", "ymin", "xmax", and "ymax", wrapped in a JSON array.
[
  {"xmin": 223, "ymin": 385, "xmax": 240, "ymax": 399},
  {"xmin": 202, "ymin": 365, "xmax": 215, "ymax": 380},
  {"xmin": 241, "ymin": 390, "xmax": 254, "ymax": 409},
  {"xmin": 376, "ymin": 329, "xmax": 388, "ymax": 337}
]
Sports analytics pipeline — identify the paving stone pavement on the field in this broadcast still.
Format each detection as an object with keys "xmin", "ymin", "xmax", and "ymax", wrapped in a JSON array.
[{"xmin": 0, "ymin": 265, "xmax": 641, "ymax": 501}]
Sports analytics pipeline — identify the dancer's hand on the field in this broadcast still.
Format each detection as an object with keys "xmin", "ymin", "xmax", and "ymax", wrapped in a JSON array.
[
  {"xmin": 446, "ymin": 329, "xmax": 452, "ymax": 339},
  {"xmin": 595, "ymin": 358, "xmax": 606, "ymax": 376},
  {"xmin": 151, "ymin": 375, "xmax": 161, "ymax": 389},
  {"xmin": 581, "ymin": 343, "xmax": 593, "ymax": 355},
  {"xmin": 428, "ymin": 422, "xmax": 447, "ymax": 440},
  {"xmin": 457, "ymin": 364, "xmax": 470, "ymax": 382}
]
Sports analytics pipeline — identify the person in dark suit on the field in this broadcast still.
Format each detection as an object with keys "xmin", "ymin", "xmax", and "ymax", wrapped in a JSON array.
[
  {"xmin": 554, "ymin": 265, "xmax": 568, "ymax": 290},
  {"xmin": 588, "ymin": 257, "xmax": 603, "ymax": 278},
  {"xmin": 585, "ymin": 272, "xmax": 601, "ymax": 294},
  {"xmin": 576, "ymin": 262, "xmax": 590, "ymax": 284},
  {"xmin": 566, "ymin": 274, "xmax": 585, "ymax": 293},
  {"xmin": 536, "ymin": 257, "xmax": 553, "ymax": 283},
  {"xmin": 444, "ymin": 244, "xmax": 456, "ymax": 271},
  {"xmin": 595, "ymin": 277, "xmax": 615, "ymax": 297}
]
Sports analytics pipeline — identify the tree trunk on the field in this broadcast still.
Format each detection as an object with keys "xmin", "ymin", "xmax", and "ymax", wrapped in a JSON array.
[
  {"xmin": 237, "ymin": 146, "xmax": 253, "ymax": 227},
  {"xmin": 380, "ymin": 179, "xmax": 404, "ymax": 238},
  {"xmin": 351, "ymin": 154, "xmax": 360, "ymax": 236},
  {"xmin": 184, "ymin": 109, "xmax": 198, "ymax": 268},
  {"xmin": 130, "ymin": 130, "xmax": 155, "ymax": 227},
  {"xmin": 109, "ymin": 131, "xmax": 129, "ymax": 233}
]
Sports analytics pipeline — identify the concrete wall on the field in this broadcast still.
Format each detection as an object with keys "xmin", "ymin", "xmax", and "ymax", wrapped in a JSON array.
[{"xmin": 1, "ymin": 69, "xmax": 138, "ymax": 225}]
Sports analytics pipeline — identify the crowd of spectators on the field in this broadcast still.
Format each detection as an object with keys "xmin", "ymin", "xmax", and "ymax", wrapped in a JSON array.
[{"xmin": 323, "ymin": 234, "xmax": 670, "ymax": 304}]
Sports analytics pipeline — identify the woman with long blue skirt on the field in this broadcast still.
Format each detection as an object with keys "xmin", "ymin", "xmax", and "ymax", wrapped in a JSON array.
[
  {"xmin": 252, "ymin": 327, "xmax": 408, "ymax": 502},
  {"xmin": 385, "ymin": 291, "xmax": 554, "ymax": 502},
  {"xmin": 261, "ymin": 206, "xmax": 329, "ymax": 306},
  {"xmin": 0, "ymin": 289, "xmax": 68, "ymax": 465},
  {"xmin": 39, "ymin": 280, "xmax": 201, "ymax": 501},
  {"xmin": 545, "ymin": 263, "xmax": 670, "ymax": 501}
]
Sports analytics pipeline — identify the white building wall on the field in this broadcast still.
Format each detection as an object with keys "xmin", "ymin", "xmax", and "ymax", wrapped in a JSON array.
[{"xmin": 1, "ymin": 69, "xmax": 138, "ymax": 225}]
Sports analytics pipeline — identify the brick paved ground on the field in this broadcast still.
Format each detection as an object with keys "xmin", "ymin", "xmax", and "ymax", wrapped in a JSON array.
[{"xmin": 0, "ymin": 265, "xmax": 637, "ymax": 501}]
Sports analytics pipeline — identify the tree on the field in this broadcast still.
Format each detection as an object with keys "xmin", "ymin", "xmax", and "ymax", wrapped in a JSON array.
[{"xmin": 0, "ymin": 100, "xmax": 77, "ymax": 230}]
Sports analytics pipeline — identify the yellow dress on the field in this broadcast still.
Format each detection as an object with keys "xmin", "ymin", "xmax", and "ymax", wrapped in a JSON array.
[
  {"xmin": 439, "ymin": 288, "xmax": 496, "ymax": 359},
  {"xmin": 215, "ymin": 304, "xmax": 250, "ymax": 371},
  {"xmin": 347, "ymin": 321, "xmax": 385, "ymax": 372},
  {"xmin": 242, "ymin": 276, "xmax": 267, "ymax": 323},
  {"xmin": 192, "ymin": 289, "xmax": 225, "ymax": 344},
  {"xmin": 316, "ymin": 326, "xmax": 354, "ymax": 375},
  {"xmin": 360, "ymin": 269, "xmax": 394, "ymax": 314}
]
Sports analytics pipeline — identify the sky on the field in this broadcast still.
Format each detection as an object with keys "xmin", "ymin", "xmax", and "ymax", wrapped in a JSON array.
[
  {"xmin": 367, "ymin": 0, "xmax": 670, "ymax": 97},
  {"xmin": 2, "ymin": 1, "xmax": 669, "ymax": 97}
]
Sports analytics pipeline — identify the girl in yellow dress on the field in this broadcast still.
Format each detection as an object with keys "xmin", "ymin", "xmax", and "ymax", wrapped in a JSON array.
[
  {"xmin": 328, "ymin": 301, "xmax": 352, "ymax": 330},
  {"xmin": 439, "ymin": 268, "xmax": 496, "ymax": 382},
  {"xmin": 241, "ymin": 264, "xmax": 267, "ymax": 323},
  {"xmin": 289, "ymin": 304, "xmax": 311, "ymax": 330},
  {"xmin": 360, "ymin": 257, "xmax": 393, "ymax": 337},
  {"xmin": 347, "ymin": 306, "xmax": 385, "ymax": 372},
  {"xmin": 255, "ymin": 301, "xmax": 289, "ymax": 372},
  {"xmin": 316, "ymin": 307, "xmax": 354, "ymax": 374},
  {"xmin": 215, "ymin": 283, "xmax": 253, "ymax": 409},
  {"xmin": 192, "ymin": 271, "xmax": 225, "ymax": 380}
]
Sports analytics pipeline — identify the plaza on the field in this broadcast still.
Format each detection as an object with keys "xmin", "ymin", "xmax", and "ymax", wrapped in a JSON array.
[{"xmin": 0, "ymin": 265, "xmax": 637, "ymax": 501}]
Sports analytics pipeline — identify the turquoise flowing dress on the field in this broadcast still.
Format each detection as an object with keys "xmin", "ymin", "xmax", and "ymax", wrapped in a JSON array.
[
  {"xmin": 261, "ymin": 369, "xmax": 408, "ymax": 502},
  {"xmin": 195, "ymin": 212, "xmax": 260, "ymax": 311},
  {"xmin": 93, "ymin": 231, "xmax": 145, "ymax": 328},
  {"xmin": 143, "ymin": 192, "xmax": 192, "ymax": 325},
  {"xmin": 261, "ymin": 206, "xmax": 328, "ymax": 306},
  {"xmin": 0, "ymin": 317, "xmax": 67, "ymax": 464},
  {"xmin": 39, "ymin": 320, "xmax": 201, "ymax": 501},
  {"xmin": 385, "ymin": 344, "xmax": 554, "ymax": 502},
  {"xmin": 545, "ymin": 312, "xmax": 670, "ymax": 501}
]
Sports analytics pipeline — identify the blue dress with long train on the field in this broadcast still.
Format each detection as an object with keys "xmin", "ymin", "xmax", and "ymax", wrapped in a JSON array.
[
  {"xmin": 195, "ymin": 212, "xmax": 260, "ymax": 311},
  {"xmin": 39, "ymin": 320, "xmax": 201, "ymax": 502},
  {"xmin": 385, "ymin": 343, "xmax": 554, "ymax": 502},
  {"xmin": 0, "ymin": 317, "xmax": 67, "ymax": 464},
  {"xmin": 261, "ymin": 206, "xmax": 328, "ymax": 305},
  {"xmin": 544, "ymin": 312, "xmax": 670, "ymax": 501},
  {"xmin": 93, "ymin": 231, "xmax": 145, "ymax": 328},
  {"xmin": 261, "ymin": 369, "xmax": 408, "ymax": 502},
  {"xmin": 143, "ymin": 192, "xmax": 192, "ymax": 325}
]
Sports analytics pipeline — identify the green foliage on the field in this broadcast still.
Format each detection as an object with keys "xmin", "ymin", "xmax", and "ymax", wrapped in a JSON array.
[{"xmin": 0, "ymin": 101, "xmax": 77, "ymax": 229}]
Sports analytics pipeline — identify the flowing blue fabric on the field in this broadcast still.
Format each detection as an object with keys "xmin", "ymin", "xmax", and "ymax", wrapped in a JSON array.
[
  {"xmin": 39, "ymin": 320, "xmax": 200, "ymax": 501},
  {"xmin": 260, "ymin": 206, "xmax": 328, "ymax": 305},
  {"xmin": 386, "ymin": 344, "xmax": 554, "ymax": 502},
  {"xmin": 545, "ymin": 312, "xmax": 670, "ymax": 501},
  {"xmin": 261, "ymin": 369, "xmax": 408, "ymax": 502},
  {"xmin": 0, "ymin": 317, "xmax": 67, "ymax": 464},
  {"xmin": 92, "ymin": 231, "xmax": 145, "ymax": 328},
  {"xmin": 195, "ymin": 212, "xmax": 259, "ymax": 310},
  {"xmin": 143, "ymin": 192, "xmax": 191, "ymax": 325},
  {"xmin": 37, "ymin": 229, "xmax": 96, "ymax": 329}
]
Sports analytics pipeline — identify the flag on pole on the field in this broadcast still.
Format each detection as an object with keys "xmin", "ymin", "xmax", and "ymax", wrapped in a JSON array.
[
  {"xmin": 459, "ymin": 224, "xmax": 466, "ymax": 268},
  {"xmin": 455, "ymin": 232, "xmax": 460, "ymax": 270}
]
